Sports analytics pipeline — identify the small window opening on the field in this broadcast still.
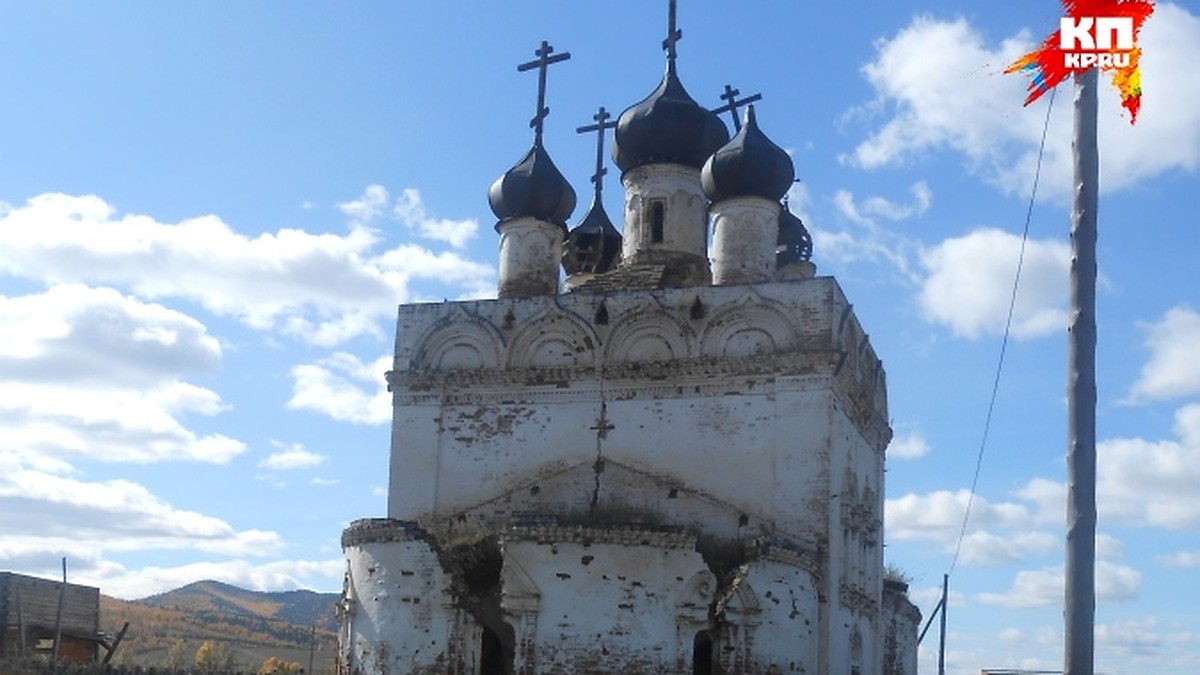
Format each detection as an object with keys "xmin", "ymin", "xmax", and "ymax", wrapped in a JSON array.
[
  {"xmin": 690, "ymin": 297, "xmax": 706, "ymax": 320},
  {"xmin": 692, "ymin": 630, "xmax": 715, "ymax": 675},
  {"xmin": 594, "ymin": 303, "xmax": 609, "ymax": 325},
  {"xmin": 649, "ymin": 200, "xmax": 665, "ymax": 243}
]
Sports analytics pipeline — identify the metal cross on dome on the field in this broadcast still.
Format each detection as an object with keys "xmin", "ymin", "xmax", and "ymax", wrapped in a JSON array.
[
  {"xmin": 663, "ymin": 0, "xmax": 682, "ymax": 65},
  {"xmin": 576, "ymin": 106, "xmax": 617, "ymax": 203},
  {"xmin": 517, "ymin": 40, "xmax": 571, "ymax": 147},
  {"xmin": 712, "ymin": 84, "xmax": 762, "ymax": 132}
]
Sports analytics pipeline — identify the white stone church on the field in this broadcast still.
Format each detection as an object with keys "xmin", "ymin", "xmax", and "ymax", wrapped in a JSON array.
[{"xmin": 337, "ymin": 5, "xmax": 920, "ymax": 673}]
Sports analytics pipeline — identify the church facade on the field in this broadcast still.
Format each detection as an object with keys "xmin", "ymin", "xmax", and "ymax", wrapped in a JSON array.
[{"xmin": 338, "ymin": 6, "xmax": 919, "ymax": 674}]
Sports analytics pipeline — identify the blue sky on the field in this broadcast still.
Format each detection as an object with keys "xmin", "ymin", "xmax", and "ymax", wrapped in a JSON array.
[{"xmin": 1, "ymin": 2, "xmax": 1198, "ymax": 673}]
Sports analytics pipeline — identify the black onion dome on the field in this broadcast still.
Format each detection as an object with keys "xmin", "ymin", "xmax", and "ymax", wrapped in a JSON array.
[
  {"xmin": 776, "ymin": 203, "xmax": 813, "ymax": 267},
  {"xmin": 489, "ymin": 144, "xmax": 576, "ymax": 228},
  {"xmin": 701, "ymin": 106, "xmax": 795, "ymax": 203},
  {"xmin": 563, "ymin": 201, "xmax": 623, "ymax": 276},
  {"xmin": 613, "ymin": 64, "xmax": 729, "ymax": 172}
]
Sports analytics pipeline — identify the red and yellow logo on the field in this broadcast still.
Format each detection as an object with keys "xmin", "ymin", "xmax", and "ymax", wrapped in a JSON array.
[{"xmin": 1006, "ymin": 0, "xmax": 1155, "ymax": 124}]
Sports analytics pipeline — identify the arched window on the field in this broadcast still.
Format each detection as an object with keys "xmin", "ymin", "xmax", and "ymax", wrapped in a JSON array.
[{"xmin": 649, "ymin": 199, "xmax": 665, "ymax": 243}]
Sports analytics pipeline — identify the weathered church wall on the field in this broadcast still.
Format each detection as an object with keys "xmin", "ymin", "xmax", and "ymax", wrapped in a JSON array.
[
  {"xmin": 341, "ymin": 521, "xmax": 464, "ymax": 675},
  {"xmin": 725, "ymin": 555, "xmax": 821, "ymax": 673},
  {"xmin": 823, "ymin": 400, "xmax": 887, "ymax": 672},
  {"xmin": 341, "ymin": 519, "xmax": 841, "ymax": 674},
  {"xmin": 502, "ymin": 531, "xmax": 709, "ymax": 673},
  {"xmin": 882, "ymin": 580, "xmax": 922, "ymax": 675},
  {"xmin": 385, "ymin": 278, "xmax": 888, "ymax": 540},
  {"xmin": 359, "ymin": 277, "xmax": 901, "ymax": 673}
]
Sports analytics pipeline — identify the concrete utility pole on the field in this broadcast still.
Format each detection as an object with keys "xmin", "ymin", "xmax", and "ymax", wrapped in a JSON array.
[
  {"xmin": 53, "ymin": 557, "xmax": 67, "ymax": 669},
  {"xmin": 938, "ymin": 573, "xmax": 948, "ymax": 675},
  {"xmin": 1065, "ymin": 66, "xmax": 1099, "ymax": 675}
]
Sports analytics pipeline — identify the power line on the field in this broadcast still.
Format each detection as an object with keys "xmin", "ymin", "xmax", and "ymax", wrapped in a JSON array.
[
  {"xmin": 918, "ymin": 88, "xmax": 1060, "ymax": 664},
  {"xmin": 948, "ymin": 85, "xmax": 1058, "ymax": 576}
]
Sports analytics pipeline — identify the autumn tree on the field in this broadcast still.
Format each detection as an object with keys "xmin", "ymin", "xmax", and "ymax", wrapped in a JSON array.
[
  {"xmin": 258, "ymin": 656, "xmax": 305, "ymax": 674},
  {"xmin": 165, "ymin": 639, "xmax": 189, "ymax": 669},
  {"xmin": 194, "ymin": 639, "xmax": 234, "ymax": 672}
]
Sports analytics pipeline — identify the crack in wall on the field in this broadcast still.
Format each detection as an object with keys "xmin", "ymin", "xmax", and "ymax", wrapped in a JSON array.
[{"xmin": 588, "ymin": 400, "xmax": 611, "ymax": 516}]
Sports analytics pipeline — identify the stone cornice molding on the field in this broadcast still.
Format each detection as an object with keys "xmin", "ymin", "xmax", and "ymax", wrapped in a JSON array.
[
  {"xmin": 389, "ymin": 351, "xmax": 832, "ymax": 396},
  {"xmin": 504, "ymin": 523, "xmax": 697, "ymax": 550},
  {"xmin": 341, "ymin": 518, "xmax": 434, "ymax": 548}
]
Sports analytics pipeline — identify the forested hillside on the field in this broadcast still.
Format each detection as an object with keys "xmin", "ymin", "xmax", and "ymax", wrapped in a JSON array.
[{"xmin": 98, "ymin": 581, "xmax": 338, "ymax": 672}]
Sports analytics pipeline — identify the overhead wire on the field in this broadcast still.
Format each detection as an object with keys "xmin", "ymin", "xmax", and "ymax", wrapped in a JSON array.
[
  {"xmin": 948, "ymin": 85, "xmax": 1058, "ymax": 575},
  {"xmin": 919, "ymin": 85, "xmax": 1059, "ymax": 643}
]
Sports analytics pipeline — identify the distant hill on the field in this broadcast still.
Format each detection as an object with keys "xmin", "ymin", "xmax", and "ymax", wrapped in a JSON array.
[
  {"xmin": 137, "ymin": 580, "xmax": 338, "ymax": 631},
  {"xmin": 100, "ymin": 581, "xmax": 339, "ymax": 672}
]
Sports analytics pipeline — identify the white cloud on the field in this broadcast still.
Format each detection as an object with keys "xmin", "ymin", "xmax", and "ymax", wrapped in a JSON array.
[
  {"xmin": 977, "ymin": 560, "xmax": 1142, "ymax": 608},
  {"xmin": 845, "ymin": 5, "xmax": 1200, "ymax": 199},
  {"xmin": 844, "ymin": 15, "xmax": 1042, "ymax": 177},
  {"xmin": 0, "ymin": 451, "xmax": 282, "ymax": 569},
  {"xmin": 1097, "ymin": 533, "xmax": 1126, "ymax": 559},
  {"xmin": 0, "ymin": 285, "xmax": 243, "ymax": 464},
  {"xmin": 337, "ymin": 184, "xmax": 390, "ymax": 223},
  {"xmin": 888, "ymin": 431, "xmax": 931, "ymax": 460},
  {"xmin": 395, "ymin": 188, "xmax": 480, "ymax": 249},
  {"xmin": 80, "ymin": 558, "xmax": 344, "ymax": 601},
  {"xmin": 815, "ymin": 188, "xmax": 923, "ymax": 279},
  {"xmin": 1128, "ymin": 305, "xmax": 1200, "ymax": 402},
  {"xmin": 259, "ymin": 442, "xmax": 328, "ymax": 470},
  {"xmin": 1012, "ymin": 477, "xmax": 1066, "ymax": 523},
  {"xmin": 785, "ymin": 183, "xmax": 812, "ymax": 224},
  {"xmin": 885, "ymin": 489, "xmax": 1034, "ymax": 543},
  {"xmin": 918, "ymin": 228, "xmax": 1070, "ymax": 339},
  {"xmin": 1013, "ymin": 406, "xmax": 1200, "ymax": 532},
  {"xmin": 999, "ymin": 627, "xmax": 1024, "ymax": 643},
  {"xmin": 0, "ymin": 191, "xmax": 494, "ymax": 346},
  {"xmin": 287, "ymin": 352, "xmax": 391, "ymax": 425},
  {"xmin": 339, "ymin": 184, "xmax": 480, "ymax": 249},
  {"xmin": 955, "ymin": 530, "xmax": 1058, "ymax": 566},
  {"xmin": 835, "ymin": 182, "xmax": 932, "ymax": 226},
  {"xmin": 0, "ymin": 284, "xmax": 220, "ymax": 384},
  {"xmin": 1159, "ymin": 551, "xmax": 1200, "ymax": 568},
  {"xmin": 1095, "ymin": 403, "xmax": 1200, "ymax": 529},
  {"xmin": 885, "ymin": 486, "xmax": 1082, "ymax": 566},
  {"xmin": 1095, "ymin": 618, "xmax": 1165, "ymax": 659}
]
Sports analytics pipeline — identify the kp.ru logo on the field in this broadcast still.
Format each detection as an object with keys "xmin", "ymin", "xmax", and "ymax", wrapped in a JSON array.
[
  {"xmin": 1006, "ymin": 0, "xmax": 1155, "ymax": 124},
  {"xmin": 1060, "ymin": 16, "xmax": 1134, "ymax": 68}
]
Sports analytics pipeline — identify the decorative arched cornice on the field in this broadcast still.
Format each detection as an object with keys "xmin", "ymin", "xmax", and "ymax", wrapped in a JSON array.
[
  {"xmin": 603, "ymin": 298, "xmax": 695, "ymax": 363},
  {"xmin": 411, "ymin": 307, "xmax": 505, "ymax": 372},
  {"xmin": 700, "ymin": 292, "xmax": 799, "ymax": 359},
  {"xmin": 506, "ymin": 304, "xmax": 600, "ymax": 368}
]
